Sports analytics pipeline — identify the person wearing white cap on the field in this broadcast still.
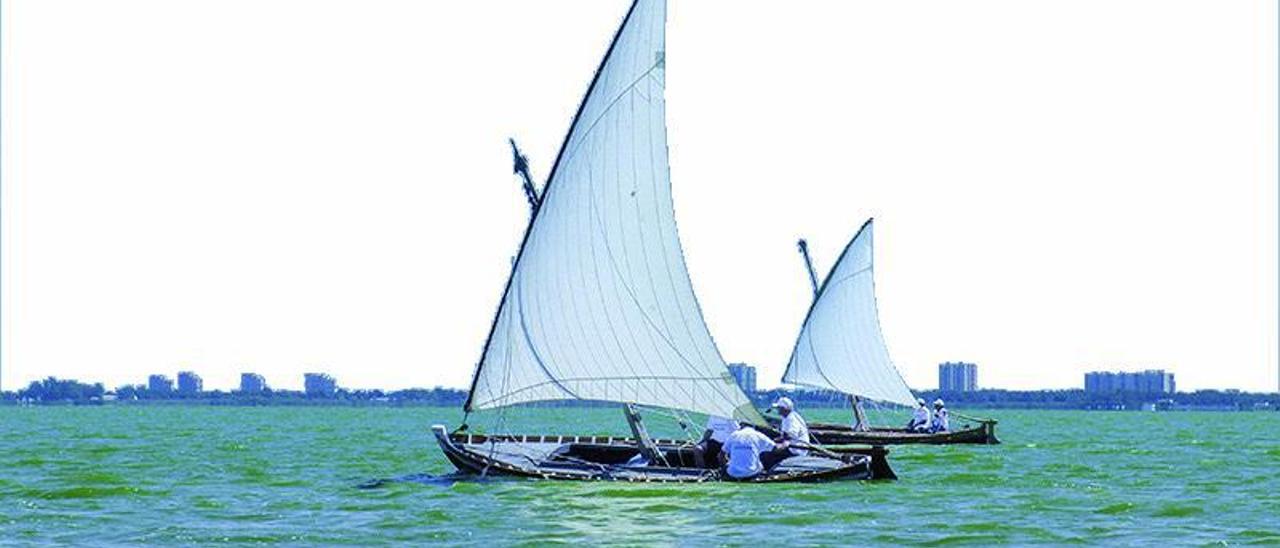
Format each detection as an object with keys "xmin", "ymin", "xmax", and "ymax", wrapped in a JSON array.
[
  {"xmin": 906, "ymin": 398, "xmax": 932, "ymax": 433},
  {"xmin": 930, "ymin": 398, "xmax": 950, "ymax": 433},
  {"xmin": 762, "ymin": 396, "xmax": 810, "ymax": 470}
]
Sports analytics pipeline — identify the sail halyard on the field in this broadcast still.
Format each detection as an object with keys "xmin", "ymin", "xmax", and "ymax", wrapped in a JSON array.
[
  {"xmin": 781, "ymin": 218, "xmax": 917, "ymax": 407},
  {"xmin": 464, "ymin": 0, "xmax": 763, "ymax": 424}
]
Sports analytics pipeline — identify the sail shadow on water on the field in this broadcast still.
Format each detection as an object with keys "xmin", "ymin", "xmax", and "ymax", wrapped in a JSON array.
[{"xmin": 430, "ymin": 0, "xmax": 891, "ymax": 482}]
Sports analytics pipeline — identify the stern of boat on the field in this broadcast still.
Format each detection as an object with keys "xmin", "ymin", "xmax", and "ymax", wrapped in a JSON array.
[
  {"xmin": 834, "ymin": 445, "xmax": 896, "ymax": 480},
  {"xmin": 980, "ymin": 420, "xmax": 1001, "ymax": 445}
]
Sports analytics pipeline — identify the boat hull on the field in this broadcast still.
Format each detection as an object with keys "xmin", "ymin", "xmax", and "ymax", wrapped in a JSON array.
[
  {"xmin": 797, "ymin": 420, "xmax": 1000, "ymax": 445},
  {"xmin": 432, "ymin": 426, "xmax": 895, "ymax": 482}
]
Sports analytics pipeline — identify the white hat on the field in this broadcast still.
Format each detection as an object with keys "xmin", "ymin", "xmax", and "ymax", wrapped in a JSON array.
[
  {"xmin": 771, "ymin": 396, "xmax": 794, "ymax": 411},
  {"xmin": 933, "ymin": 398, "xmax": 945, "ymax": 407},
  {"xmin": 916, "ymin": 398, "xmax": 926, "ymax": 406}
]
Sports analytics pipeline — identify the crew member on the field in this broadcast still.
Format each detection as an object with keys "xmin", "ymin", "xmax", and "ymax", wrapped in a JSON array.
[
  {"xmin": 906, "ymin": 398, "xmax": 931, "ymax": 433},
  {"xmin": 930, "ymin": 398, "xmax": 950, "ymax": 433},
  {"xmin": 721, "ymin": 423, "xmax": 783, "ymax": 479},
  {"xmin": 693, "ymin": 415, "xmax": 736, "ymax": 468},
  {"xmin": 762, "ymin": 396, "xmax": 810, "ymax": 469}
]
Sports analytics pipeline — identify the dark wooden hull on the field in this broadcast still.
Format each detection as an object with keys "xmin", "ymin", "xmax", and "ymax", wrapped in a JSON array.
[
  {"xmin": 797, "ymin": 420, "xmax": 1000, "ymax": 446},
  {"xmin": 432, "ymin": 425, "xmax": 896, "ymax": 482}
]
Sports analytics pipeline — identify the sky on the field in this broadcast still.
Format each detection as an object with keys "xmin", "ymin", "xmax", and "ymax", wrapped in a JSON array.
[{"xmin": 2, "ymin": 0, "xmax": 1277, "ymax": 393}]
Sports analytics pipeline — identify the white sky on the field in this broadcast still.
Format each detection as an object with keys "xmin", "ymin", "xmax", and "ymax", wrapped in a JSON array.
[{"xmin": 2, "ymin": 0, "xmax": 1276, "ymax": 393}]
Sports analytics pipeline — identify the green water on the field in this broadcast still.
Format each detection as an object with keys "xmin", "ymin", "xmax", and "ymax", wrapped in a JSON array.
[{"xmin": 1, "ymin": 407, "xmax": 1277, "ymax": 545}]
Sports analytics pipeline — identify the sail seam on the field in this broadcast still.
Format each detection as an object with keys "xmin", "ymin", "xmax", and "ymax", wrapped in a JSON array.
[
  {"xmin": 472, "ymin": 373, "xmax": 737, "ymax": 408},
  {"xmin": 562, "ymin": 61, "xmax": 664, "ymax": 172}
]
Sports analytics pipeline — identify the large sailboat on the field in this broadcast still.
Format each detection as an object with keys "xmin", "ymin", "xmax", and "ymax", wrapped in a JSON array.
[
  {"xmin": 778, "ymin": 219, "xmax": 999, "ymax": 445},
  {"xmin": 432, "ymin": 0, "xmax": 893, "ymax": 482}
]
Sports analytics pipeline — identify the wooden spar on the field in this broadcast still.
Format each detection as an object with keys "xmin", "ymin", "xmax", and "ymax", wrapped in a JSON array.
[
  {"xmin": 508, "ymin": 138, "xmax": 540, "ymax": 212},
  {"xmin": 796, "ymin": 239, "xmax": 820, "ymax": 297},
  {"xmin": 850, "ymin": 395, "xmax": 870, "ymax": 432},
  {"xmin": 623, "ymin": 403, "xmax": 665, "ymax": 465}
]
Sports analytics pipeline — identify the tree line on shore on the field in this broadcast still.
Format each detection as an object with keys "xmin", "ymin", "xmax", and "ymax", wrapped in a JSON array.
[
  {"xmin": 2, "ymin": 377, "xmax": 467, "ymax": 406},
  {"xmin": 2, "ymin": 377, "xmax": 1275, "ymax": 410}
]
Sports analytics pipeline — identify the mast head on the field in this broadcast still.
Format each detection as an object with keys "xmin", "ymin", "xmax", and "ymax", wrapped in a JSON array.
[{"xmin": 509, "ymin": 137, "xmax": 529, "ymax": 174}]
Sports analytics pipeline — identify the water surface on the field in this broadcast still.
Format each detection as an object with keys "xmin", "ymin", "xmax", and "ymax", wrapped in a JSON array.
[{"xmin": 1, "ymin": 407, "xmax": 1276, "ymax": 545}]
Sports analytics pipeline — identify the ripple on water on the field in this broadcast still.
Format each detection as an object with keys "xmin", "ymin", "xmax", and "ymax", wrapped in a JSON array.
[
  {"xmin": 1152, "ymin": 504, "xmax": 1204, "ymax": 518},
  {"xmin": 1095, "ymin": 502, "xmax": 1136, "ymax": 515},
  {"xmin": 24, "ymin": 486, "xmax": 157, "ymax": 500},
  {"xmin": 939, "ymin": 472, "xmax": 1001, "ymax": 485},
  {"xmin": 921, "ymin": 534, "xmax": 1010, "ymax": 545},
  {"xmin": 1234, "ymin": 529, "xmax": 1280, "ymax": 543},
  {"xmin": 595, "ymin": 487, "xmax": 694, "ymax": 499}
]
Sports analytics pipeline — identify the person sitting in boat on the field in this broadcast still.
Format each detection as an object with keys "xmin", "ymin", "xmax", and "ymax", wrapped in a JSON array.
[
  {"xmin": 721, "ymin": 422, "xmax": 784, "ymax": 479},
  {"xmin": 693, "ymin": 415, "xmax": 737, "ymax": 468},
  {"xmin": 906, "ymin": 398, "xmax": 932, "ymax": 433},
  {"xmin": 761, "ymin": 397, "xmax": 810, "ymax": 469},
  {"xmin": 930, "ymin": 399, "xmax": 950, "ymax": 433}
]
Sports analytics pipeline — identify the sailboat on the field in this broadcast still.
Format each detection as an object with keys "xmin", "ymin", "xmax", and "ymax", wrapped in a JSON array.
[
  {"xmin": 776, "ymin": 219, "xmax": 999, "ymax": 445},
  {"xmin": 432, "ymin": 0, "xmax": 894, "ymax": 482}
]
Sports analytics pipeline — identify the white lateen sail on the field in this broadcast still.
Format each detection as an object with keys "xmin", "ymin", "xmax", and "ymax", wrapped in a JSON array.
[
  {"xmin": 782, "ymin": 219, "xmax": 917, "ymax": 407},
  {"xmin": 464, "ymin": 0, "xmax": 761, "ymax": 424}
]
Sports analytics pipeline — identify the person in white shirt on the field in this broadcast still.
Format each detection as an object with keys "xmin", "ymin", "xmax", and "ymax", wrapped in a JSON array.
[
  {"xmin": 930, "ymin": 399, "xmax": 950, "ymax": 433},
  {"xmin": 693, "ymin": 415, "xmax": 737, "ymax": 468},
  {"xmin": 760, "ymin": 396, "xmax": 809, "ymax": 469},
  {"xmin": 721, "ymin": 423, "xmax": 783, "ymax": 479},
  {"xmin": 906, "ymin": 398, "xmax": 932, "ymax": 433}
]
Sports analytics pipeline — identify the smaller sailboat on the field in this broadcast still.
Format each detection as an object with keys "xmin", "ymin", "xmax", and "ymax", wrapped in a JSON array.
[
  {"xmin": 433, "ymin": 0, "xmax": 894, "ymax": 481},
  {"xmin": 775, "ymin": 219, "xmax": 999, "ymax": 445}
]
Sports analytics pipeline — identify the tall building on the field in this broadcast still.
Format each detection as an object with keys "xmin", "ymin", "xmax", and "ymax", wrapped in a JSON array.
[
  {"xmin": 177, "ymin": 371, "xmax": 203, "ymax": 394},
  {"xmin": 148, "ymin": 374, "xmax": 174, "ymax": 393},
  {"xmin": 726, "ymin": 363, "xmax": 757, "ymax": 396},
  {"xmin": 938, "ymin": 362, "xmax": 978, "ymax": 392},
  {"xmin": 304, "ymin": 373, "xmax": 338, "ymax": 397},
  {"xmin": 239, "ymin": 373, "xmax": 267, "ymax": 393},
  {"xmin": 1083, "ymin": 369, "xmax": 1174, "ymax": 394}
]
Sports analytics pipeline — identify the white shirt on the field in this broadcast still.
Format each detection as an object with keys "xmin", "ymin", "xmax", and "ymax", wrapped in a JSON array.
[
  {"xmin": 722, "ymin": 427, "xmax": 777, "ymax": 478},
  {"xmin": 932, "ymin": 408, "xmax": 950, "ymax": 432},
  {"xmin": 705, "ymin": 416, "xmax": 737, "ymax": 444},
  {"xmin": 911, "ymin": 406, "xmax": 931, "ymax": 427},
  {"xmin": 780, "ymin": 412, "xmax": 810, "ymax": 456}
]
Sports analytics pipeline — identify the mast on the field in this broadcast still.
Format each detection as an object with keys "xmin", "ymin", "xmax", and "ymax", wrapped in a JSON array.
[
  {"xmin": 508, "ymin": 138, "xmax": 540, "ymax": 213},
  {"xmin": 797, "ymin": 239, "xmax": 820, "ymax": 297}
]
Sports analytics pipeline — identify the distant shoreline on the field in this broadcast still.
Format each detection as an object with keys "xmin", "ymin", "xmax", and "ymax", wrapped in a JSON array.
[{"xmin": 2, "ymin": 386, "xmax": 1276, "ymax": 412}]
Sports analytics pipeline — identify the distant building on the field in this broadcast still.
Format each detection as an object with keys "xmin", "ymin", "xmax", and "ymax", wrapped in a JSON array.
[
  {"xmin": 304, "ymin": 373, "xmax": 338, "ymax": 397},
  {"xmin": 727, "ymin": 363, "xmax": 757, "ymax": 395},
  {"xmin": 938, "ymin": 362, "xmax": 978, "ymax": 392},
  {"xmin": 1084, "ymin": 369, "xmax": 1174, "ymax": 394},
  {"xmin": 240, "ymin": 373, "xmax": 268, "ymax": 393},
  {"xmin": 177, "ymin": 371, "xmax": 203, "ymax": 394},
  {"xmin": 148, "ymin": 374, "xmax": 174, "ymax": 393}
]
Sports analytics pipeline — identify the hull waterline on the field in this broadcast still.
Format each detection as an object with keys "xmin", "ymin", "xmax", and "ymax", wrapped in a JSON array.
[{"xmin": 792, "ymin": 419, "xmax": 1000, "ymax": 446}]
